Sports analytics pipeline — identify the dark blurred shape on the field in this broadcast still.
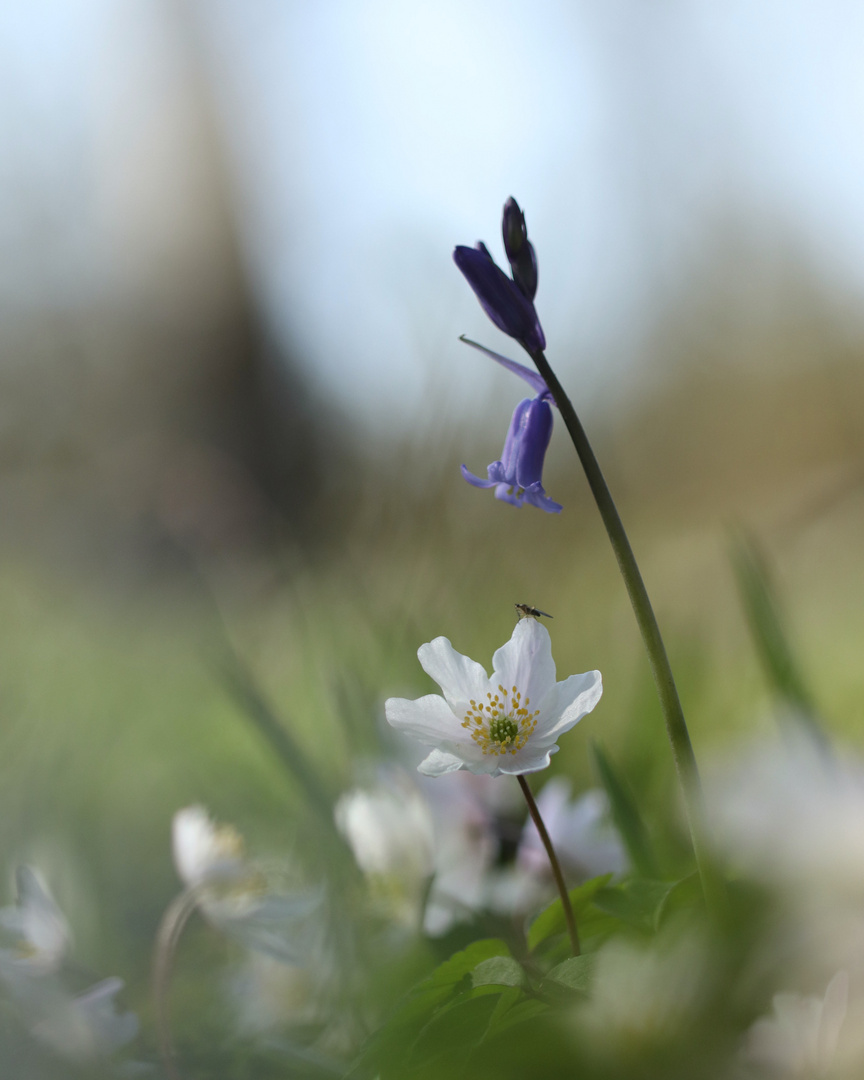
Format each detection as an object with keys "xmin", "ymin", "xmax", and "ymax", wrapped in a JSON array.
[{"xmin": 0, "ymin": 0, "xmax": 349, "ymax": 576}]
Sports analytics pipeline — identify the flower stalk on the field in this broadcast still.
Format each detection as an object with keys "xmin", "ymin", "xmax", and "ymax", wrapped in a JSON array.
[
  {"xmin": 517, "ymin": 774, "xmax": 580, "ymax": 956},
  {"xmin": 528, "ymin": 346, "xmax": 726, "ymax": 917}
]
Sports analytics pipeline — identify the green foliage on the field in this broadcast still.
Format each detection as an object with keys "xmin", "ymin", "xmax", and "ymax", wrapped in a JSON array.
[
  {"xmin": 527, "ymin": 874, "xmax": 613, "ymax": 951},
  {"xmin": 348, "ymin": 939, "xmax": 546, "ymax": 1079},
  {"xmin": 590, "ymin": 740, "xmax": 657, "ymax": 877},
  {"xmin": 731, "ymin": 531, "xmax": 824, "ymax": 740},
  {"xmin": 543, "ymin": 954, "xmax": 596, "ymax": 994}
]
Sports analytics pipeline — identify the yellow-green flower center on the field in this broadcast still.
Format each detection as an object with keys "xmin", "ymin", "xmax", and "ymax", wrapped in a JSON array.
[
  {"xmin": 489, "ymin": 716, "xmax": 519, "ymax": 744},
  {"xmin": 462, "ymin": 684, "xmax": 540, "ymax": 757}
]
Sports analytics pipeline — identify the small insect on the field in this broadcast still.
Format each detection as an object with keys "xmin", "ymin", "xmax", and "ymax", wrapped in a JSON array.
[{"xmin": 515, "ymin": 603, "xmax": 553, "ymax": 620}]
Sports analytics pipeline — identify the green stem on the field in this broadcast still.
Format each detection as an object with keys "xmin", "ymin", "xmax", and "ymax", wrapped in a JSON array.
[
  {"xmin": 530, "ymin": 348, "xmax": 726, "ymax": 916},
  {"xmin": 518, "ymin": 774, "xmax": 580, "ymax": 956}
]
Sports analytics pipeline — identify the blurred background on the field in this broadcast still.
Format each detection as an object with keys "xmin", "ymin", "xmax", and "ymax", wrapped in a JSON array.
[{"xmin": 2, "ymin": 0, "xmax": 864, "ymax": 1068}]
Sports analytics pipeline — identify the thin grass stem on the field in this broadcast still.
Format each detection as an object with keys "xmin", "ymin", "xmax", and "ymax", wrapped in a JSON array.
[{"xmin": 529, "ymin": 348, "xmax": 726, "ymax": 917}]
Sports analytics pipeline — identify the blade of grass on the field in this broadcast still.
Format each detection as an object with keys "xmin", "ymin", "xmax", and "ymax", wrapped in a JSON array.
[
  {"xmin": 730, "ymin": 531, "xmax": 825, "ymax": 745},
  {"xmin": 590, "ymin": 741, "xmax": 657, "ymax": 879}
]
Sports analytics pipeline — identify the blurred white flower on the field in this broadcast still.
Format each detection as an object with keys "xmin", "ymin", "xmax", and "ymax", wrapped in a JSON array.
[
  {"xmin": 171, "ymin": 806, "xmax": 324, "ymax": 964},
  {"xmin": 517, "ymin": 779, "xmax": 627, "ymax": 880},
  {"xmin": 227, "ymin": 951, "xmax": 331, "ymax": 1037},
  {"xmin": 172, "ymin": 804, "xmax": 247, "ymax": 888},
  {"xmin": 744, "ymin": 971, "xmax": 849, "ymax": 1079},
  {"xmin": 708, "ymin": 735, "xmax": 864, "ymax": 989},
  {"xmin": 707, "ymin": 735, "xmax": 864, "ymax": 897},
  {"xmin": 385, "ymin": 618, "xmax": 602, "ymax": 777},
  {"xmin": 0, "ymin": 866, "xmax": 70, "ymax": 976},
  {"xmin": 482, "ymin": 779, "xmax": 628, "ymax": 915},
  {"xmin": 30, "ymin": 976, "xmax": 139, "ymax": 1063},
  {"xmin": 579, "ymin": 930, "xmax": 709, "ymax": 1046},
  {"xmin": 0, "ymin": 866, "xmax": 137, "ymax": 1064},
  {"xmin": 747, "ymin": 972, "xmax": 846, "ymax": 1080},
  {"xmin": 421, "ymin": 772, "xmax": 503, "ymax": 935},
  {"xmin": 336, "ymin": 779, "xmax": 435, "ymax": 880},
  {"xmin": 336, "ymin": 775, "xmax": 435, "ymax": 929}
]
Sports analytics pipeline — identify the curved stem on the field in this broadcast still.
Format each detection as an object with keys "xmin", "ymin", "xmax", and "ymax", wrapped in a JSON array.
[
  {"xmin": 518, "ymin": 774, "xmax": 580, "ymax": 956},
  {"xmin": 529, "ymin": 348, "xmax": 726, "ymax": 917},
  {"xmin": 152, "ymin": 887, "xmax": 202, "ymax": 1080}
]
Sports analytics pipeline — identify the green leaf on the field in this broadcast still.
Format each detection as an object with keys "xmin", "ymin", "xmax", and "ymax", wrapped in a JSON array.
[
  {"xmin": 471, "ymin": 956, "xmax": 526, "ymax": 989},
  {"xmin": 407, "ymin": 993, "xmax": 505, "ymax": 1076},
  {"xmin": 346, "ymin": 940, "xmax": 512, "ymax": 1079},
  {"xmin": 592, "ymin": 878, "xmax": 677, "ymax": 930},
  {"xmin": 425, "ymin": 938, "xmax": 512, "ymax": 988},
  {"xmin": 546, "ymin": 954, "xmax": 596, "ymax": 994},
  {"xmin": 731, "ymin": 532, "xmax": 825, "ymax": 743},
  {"xmin": 654, "ymin": 871, "xmax": 703, "ymax": 926},
  {"xmin": 528, "ymin": 874, "xmax": 612, "ymax": 951},
  {"xmin": 590, "ymin": 741, "xmax": 657, "ymax": 877},
  {"xmin": 483, "ymin": 993, "xmax": 549, "ymax": 1036}
]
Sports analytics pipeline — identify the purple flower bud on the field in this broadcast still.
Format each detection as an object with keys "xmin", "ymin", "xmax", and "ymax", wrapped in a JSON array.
[
  {"xmin": 502, "ymin": 198, "xmax": 538, "ymax": 301},
  {"xmin": 453, "ymin": 245, "xmax": 546, "ymax": 352},
  {"xmin": 511, "ymin": 240, "xmax": 538, "ymax": 302},
  {"xmin": 502, "ymin": 197, "xmax": 527, "ymax": 260},
  {"xmin": 461, "ymin": 396, "xmax": 561, "ymax": 513}
]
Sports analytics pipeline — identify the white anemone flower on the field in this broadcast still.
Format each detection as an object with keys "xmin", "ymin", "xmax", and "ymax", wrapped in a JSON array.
[
  {"xmin": 30, "ymin": 976, "xmax": 139, "ymax": 1062},
  {"xmin": 517, "ymin": 780, "xmax": 627, "ymax": 880},
  {"xmin": 172, "ymin": 804, "xmax": 248, "ymax": 890},
  {"xmin": 744, "ymin": 971, "xmax": 849, "ymax": 1078},
  {"xmin": 0, "ymin": 867, "xmax": 71, "ymax": 976},
  {"xmin": 385, "ymin": 618, "xmax": 602, "ymax": 778},
  {"xmin": 335, "ymin": 776, "xmax": 436, "ymax": 929},
  {"xmin": 171, "ymin": 806, "xmax": 324, "ymax": 965},
  {"xmin": 0, "ymin": 867, "xmax": 138, "ymax": 1064}
]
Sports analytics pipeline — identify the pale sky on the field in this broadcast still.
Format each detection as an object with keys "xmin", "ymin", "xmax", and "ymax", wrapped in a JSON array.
[{"xmin": 3, "ymin": 0, "xmax": 864, "ymax": 429}]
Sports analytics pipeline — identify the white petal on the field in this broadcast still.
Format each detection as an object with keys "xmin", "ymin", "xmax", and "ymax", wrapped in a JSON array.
[
  {"xmin": 417, "ymin": 749, "xmax": 466, "ymax": 776},
  {"xmin": 387, "ymin": 696, "xmax": 494, "ymax": 773},
  {"xmin": 534, "ymin": 670, "xmax": 603, "ymax": 742},
  {"xmin": 172, "ymin": 806, "xmax": 246, "ymax": 887},
  {"xmin": 9, "ymin": 867, "xmax": 71, "ymax": 971},
  {"xmin": 385, "ymin": 694, "xmax": 464, "ymax": 742},
  {"xmin": 497, "ymin": 744, "xmax": 558, "ymax": 776},
  {"xmin": 491, "ymin": 619, "xmax": 556, "ymax": 707},
  {"xmin": 417, "ymin": 637, "xmax": 490, "ymax": 710}
]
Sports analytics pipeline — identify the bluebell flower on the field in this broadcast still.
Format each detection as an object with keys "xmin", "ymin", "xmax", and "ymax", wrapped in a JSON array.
[
  {"xmin": 453, "ymin": 197, "xmax": 545, "ymax": 352},
  {"xmin": 462, "ymin": 395, "xmax": 561, "ymax": 513},
  {"xmin": 457, "ymin": 336, "xmax": 561, "ymax": 513}
]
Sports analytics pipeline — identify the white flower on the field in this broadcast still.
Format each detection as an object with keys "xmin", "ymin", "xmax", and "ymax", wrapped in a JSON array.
[
  {"xmin": 0, "ymin": 866, "xmax": 71, "ymax": 976},
  {"xmin": 335, "ymin": 775, "xmax": 436, "ymax": 929},
  {"xmin": 171, "ymin": 806, "xmax": 324, "ymax": 965},
  {"xmin": 335, "ymin": 779, "xmax": 435, "ymax": 881},
  {"xmin": 172, "ymin": 805, "xmax": 248, "ymax": 889},
  {"xmin": 30, "ymin": 976, "xmax": 139, "ymax": 1063},
  {"xmin": 745, "ymin": 972, "xmax": 849, "ymax": 1078},
  {"xmin": 707, "ymin": 735, "xmax": 864, "ymax": 898},
  {"xmin": 385, "ymin": 618, "xmax": 602, "ymax": 777},
  {"xmin": 580, "ymin": 930, "xmax": 710, "ymax": 1046},
  {"xmin": 421, "ymin": 773, "xmax": 504, "ymax": 934},
  {"xmin": 517, "ymin": 779, "xmax": 627, "ymax": 880},
  {"xmin": 0, "ymin": 867, "xmax": 137, "ymax": 1064}
]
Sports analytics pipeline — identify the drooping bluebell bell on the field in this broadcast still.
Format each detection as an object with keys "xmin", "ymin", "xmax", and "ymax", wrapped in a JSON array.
[
  {"xmin": 453, "ymin": 197, "xmax": 545, "ymax": 352},
  {"xmin": 461, "ymin": 396, "xmax": 560, "ymax": 513},
  {"xmin": 458, "ymin": 336, "xmax": 561, "ymax": 513}
]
